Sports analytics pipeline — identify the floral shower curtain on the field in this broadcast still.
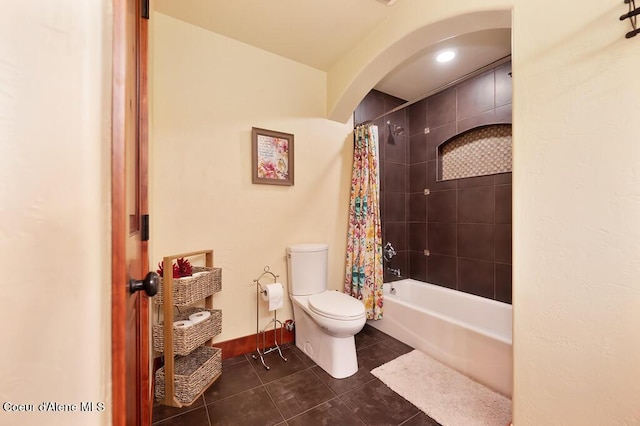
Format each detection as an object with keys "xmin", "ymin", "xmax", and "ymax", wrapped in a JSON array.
[{"xmin": 344, "ymin": 124, "xmax": 383, "ymax": 320}]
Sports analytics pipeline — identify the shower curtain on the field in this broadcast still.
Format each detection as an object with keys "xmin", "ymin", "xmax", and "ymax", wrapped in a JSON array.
[{"xmin": 344, "ymin": 124, "xmax": 384, "ymax": 320}]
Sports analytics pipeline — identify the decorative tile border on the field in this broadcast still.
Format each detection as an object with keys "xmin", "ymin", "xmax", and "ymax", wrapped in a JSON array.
[{"xmin": 440, "ymin": 124, "xmax": 512, "ymax": 181}]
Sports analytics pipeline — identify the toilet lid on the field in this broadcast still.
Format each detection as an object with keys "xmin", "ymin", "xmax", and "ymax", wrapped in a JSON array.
[{"xmin": 308, "ymin": 291, "xmax": 365, "ymax": 320}]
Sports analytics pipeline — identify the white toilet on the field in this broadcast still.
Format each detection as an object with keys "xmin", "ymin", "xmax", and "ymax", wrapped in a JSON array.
[{"xmin": 286, "ymin": 243, "xmax": 366, "ymax": 379}]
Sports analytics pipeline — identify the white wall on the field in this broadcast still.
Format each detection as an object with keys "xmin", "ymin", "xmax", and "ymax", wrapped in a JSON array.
[
  {"xmin": 0, "ymin": 1, "xmax": 111, "ymax": 425},
  {"xmin": 513, "ymin": 2, "xmax": 640, "ymax": 424},
  {"xmin": 150, "ymin": 13, "xmax": 354, "ymax": 342},
  {"xmin": 327, "ymin": 0, "xmax": 640, "ymax": 424}
]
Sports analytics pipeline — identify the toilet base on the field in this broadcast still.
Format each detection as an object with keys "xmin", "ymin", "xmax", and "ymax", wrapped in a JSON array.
[{"xmin": 292, "ymin": 304, "xmax": 359, "ymax": 379}]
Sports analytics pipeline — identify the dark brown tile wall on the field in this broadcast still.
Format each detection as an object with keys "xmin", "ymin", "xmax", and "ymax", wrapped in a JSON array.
[{"xmin": 354, "ymin": 61, "xmax": 512, "ymax": 304}]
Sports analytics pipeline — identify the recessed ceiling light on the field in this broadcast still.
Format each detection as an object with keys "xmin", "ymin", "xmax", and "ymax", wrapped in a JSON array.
[{"xmin": 436, "ymin": 50, "xmax": 456, "ymax": 63}]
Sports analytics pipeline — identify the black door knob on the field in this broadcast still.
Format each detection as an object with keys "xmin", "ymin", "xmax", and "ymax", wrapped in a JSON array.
[{"xmin": 129, "ymin": 271, "xmax": 159, "ymax": 296}]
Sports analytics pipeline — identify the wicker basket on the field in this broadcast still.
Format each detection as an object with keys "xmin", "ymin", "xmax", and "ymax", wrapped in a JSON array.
[
  {"xmin": 154, "ymin": 267, "xmax": 222, "ymax": 306},
  {"xmin": 153, "ymin": 308, "xmax": 222, "ymax": 356},
  {"xmin": 155, "ymin": 346, "xmax": 222, "ymax": 405}
]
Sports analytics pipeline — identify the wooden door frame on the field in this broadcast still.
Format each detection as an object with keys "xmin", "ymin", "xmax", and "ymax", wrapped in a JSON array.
[
  {"xmin": 138, "ymin": 9, "xmax": 151, "ymax": 425},
  {"xmin": 111, "ymin": 0, "xmax": 151, "ymax": 424}
]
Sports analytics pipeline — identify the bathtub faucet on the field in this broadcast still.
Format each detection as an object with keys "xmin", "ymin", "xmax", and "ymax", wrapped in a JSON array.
[
  {"xmin": 383, "ymin": 242, "xmax": 397, "ymax": 262},
  {"xmin": 386, "ymin": 267, "xmax": 401, "ymax": 277}
]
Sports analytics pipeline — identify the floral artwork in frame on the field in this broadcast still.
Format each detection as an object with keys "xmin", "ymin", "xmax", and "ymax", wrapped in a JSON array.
[{"xmin": 251, "ymin": 127, "xmax": 294, "ymax": 186}]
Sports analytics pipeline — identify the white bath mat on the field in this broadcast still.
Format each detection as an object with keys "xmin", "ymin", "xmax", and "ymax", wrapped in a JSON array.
[{"xmin": 371, "ymin": 350, "xmax": 511, "ymax": 426}]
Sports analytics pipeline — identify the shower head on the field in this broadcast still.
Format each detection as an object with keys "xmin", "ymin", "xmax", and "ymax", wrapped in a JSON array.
[{"xmin": 387, "ymin": 120, "xmax": 405, "ymax": 136}]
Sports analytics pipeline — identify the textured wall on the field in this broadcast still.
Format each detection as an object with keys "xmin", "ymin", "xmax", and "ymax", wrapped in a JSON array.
[
  {"xmin": 151, "ymin": 13, "xmax": 355, "ymax": 343},
  {"xmin": 1, "ymin": 1, "xmax": 112, "ymax": 425}
]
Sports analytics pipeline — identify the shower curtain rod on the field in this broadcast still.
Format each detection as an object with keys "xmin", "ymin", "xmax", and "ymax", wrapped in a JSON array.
[{"xmin": 357, "ymin": 54, "xmax": 512, "ymax": 128}]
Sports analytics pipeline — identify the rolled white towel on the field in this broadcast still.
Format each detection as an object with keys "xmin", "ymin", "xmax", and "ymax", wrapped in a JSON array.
[
  {"xmin": 173, "ymin": 320, "xmax": 193, "ymax": 329},
  {"xmin": 189, "ymin": 310, "xmax": 211, "ymax": 325}
]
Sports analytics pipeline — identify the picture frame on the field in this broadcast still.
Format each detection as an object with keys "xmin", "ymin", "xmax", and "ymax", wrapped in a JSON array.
[{"xmin": 251, "ymin": 127, "xmax": 294, "ymax": 186}]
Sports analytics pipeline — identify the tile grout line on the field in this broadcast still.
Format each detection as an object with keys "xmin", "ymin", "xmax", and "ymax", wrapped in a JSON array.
[
  {"xmin": 334, "ymin": 377, "xmax": 377, "ymax": 425},
  {"xmin": 260, "ymin": 346, "xmax": 317, "ymax": 423},
  {"xmin": 284, "ymin": 365, "xmax": 373, "ymax": 425},
  {"xmin": 282, "ymin": 396, "xmax": 341, "ymax": 424},
  {"xmin": 151, "ymin": 398, "xmax": 204, "ymax": 425},
  {"xmin": 201, "ymin": 395, "xmax": 213, "ymax": 426},
  {"xmin": 263, "ymin": 382, "xmax": 287, "ymax": 424}
]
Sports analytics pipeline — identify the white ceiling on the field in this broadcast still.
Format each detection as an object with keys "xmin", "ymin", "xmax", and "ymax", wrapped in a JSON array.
[
  {"xmin": 375, "ymin": 28, "xmax": 511, "ymax": 101},
  {"xmin": 153, "ymin": 0, "xmax": 512, "ymax": 102}
]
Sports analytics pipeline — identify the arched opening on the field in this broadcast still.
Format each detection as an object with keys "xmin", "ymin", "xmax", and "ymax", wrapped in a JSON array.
[
  {"xmin": 327, "ymin": 9, "xmax": 512, "ymax": 122},
  {"xmin": 350, "ymin": 9, "xmax": 514, "ymax": 399}
]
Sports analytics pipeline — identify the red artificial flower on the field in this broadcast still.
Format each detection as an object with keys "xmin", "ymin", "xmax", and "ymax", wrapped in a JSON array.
[
  {"xmin": 157, "ymin": 261, "xmax": 181, "ymax": 278},
  {"xmin": 176, "ymin": 257, "xmax": 193, "ymax": 277}
]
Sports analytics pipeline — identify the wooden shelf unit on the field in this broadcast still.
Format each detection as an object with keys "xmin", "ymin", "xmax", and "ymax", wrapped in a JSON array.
[{"xmin": 159, "ymin": 249, "xmax": 221, "ymax": 408}]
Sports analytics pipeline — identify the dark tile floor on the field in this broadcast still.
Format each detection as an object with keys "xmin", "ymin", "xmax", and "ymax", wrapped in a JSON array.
[{"xmin": 152, "ymin": 325, "xmax": 441, "ymax": 426}]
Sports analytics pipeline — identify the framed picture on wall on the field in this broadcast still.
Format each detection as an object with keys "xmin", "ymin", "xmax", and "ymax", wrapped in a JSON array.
[{"xmin": 251, "ymin": 127, "xmax": 294, "ymax": 186}]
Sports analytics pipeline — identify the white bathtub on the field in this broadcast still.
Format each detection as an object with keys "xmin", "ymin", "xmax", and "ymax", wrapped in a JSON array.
[{"xmin": 368, "ymin": 279, "xmax": 513, "ymax": 397}]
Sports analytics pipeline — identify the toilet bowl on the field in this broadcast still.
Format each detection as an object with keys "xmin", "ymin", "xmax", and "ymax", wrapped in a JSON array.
[
  {"xmin": 296, "ymin": 290, "xmax": 366, "ymax": 337},
  {"xmin": 286, "ymin": 244, "xmax": 366, "ymax": 379}
]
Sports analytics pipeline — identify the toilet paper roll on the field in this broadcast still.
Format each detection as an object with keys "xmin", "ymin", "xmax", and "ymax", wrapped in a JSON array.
[
  {"xmin": 173, "ymin": 320, "xmax": 193, "ymax": 329},
  {"xmin": 188, "ymin": 310, "xmax": 211, "ymax": 325},
  {"xmin": 262, "ymin": 282, "xmax": 284, "ymax": 311}
]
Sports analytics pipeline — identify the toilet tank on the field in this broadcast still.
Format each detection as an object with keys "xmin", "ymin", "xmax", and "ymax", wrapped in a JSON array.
[{"xmin": 286, "ymin": 243, "xmax": 328, "ymax": 296}]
